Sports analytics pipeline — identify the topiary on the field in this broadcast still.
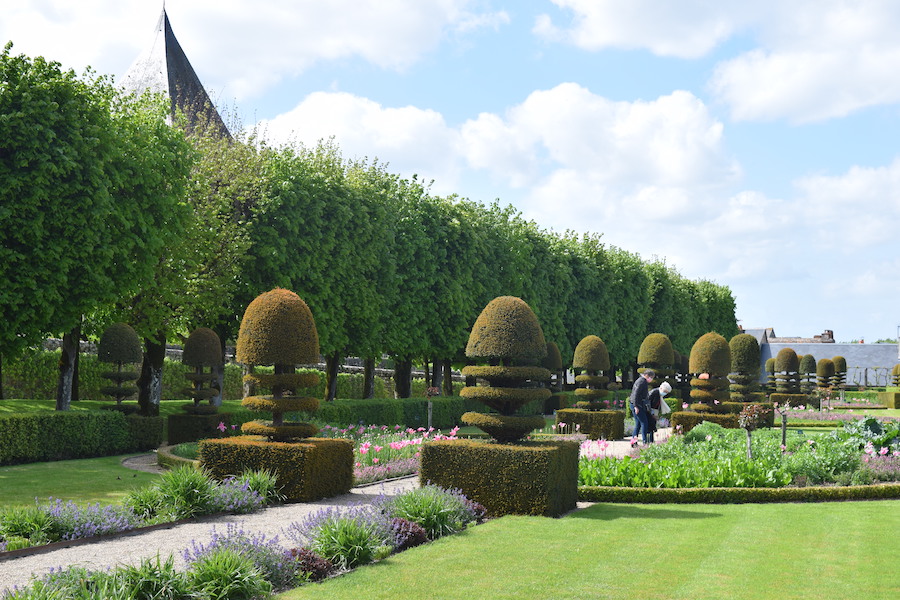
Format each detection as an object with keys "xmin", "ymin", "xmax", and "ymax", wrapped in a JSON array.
[
  {"xmin": 572, "ymin": 335, "xmax": 610, "ymax": 410},
  {"xmin": 729, "ymin": 333, "xmax": 761, "ymax": 402},
  {"xmin": 798, "ymin": 354, "xmax": 817, "ymax": 394},
  {"xmin": 688, "ymin": 332, "xmax": 731, "ymax": 408},
  {"xmin": 98, "ymin": 322, "xmax": 142, "ymax": 409},
  {"xmin": 816, "ymin": 358, "xmax": 835, "ymax": 389},
  {"xmin": 893, "ymin": 363, "xmax": 900, "ymax": 387},
  {"xmin": 542, "ymin": 341, "xmax": 563, "ymax": 392},
  {"xmin": 637, "ymin": 333, "xmax": 675, "ymax": 390},
  {"xmin": 765, "ymin": 357, "xmax": 776, "ymax": 394},
  {"xmin": 774, "ymin": 348, "xmax": 800, "ymax": 394},
  {"xmin": 236, "ymin": 288, "xmax": 321, "ymax": 441},
  {"xmin": 181, "ymin": 327, "xmax": 223, "ymax": 414},
  {"xmin": 831, "ymin": 356, "xmax": 847, "ymax": 388},
  {"xmin": 460, "ymin": 296, "xmax": 550, "ymax": 442}
]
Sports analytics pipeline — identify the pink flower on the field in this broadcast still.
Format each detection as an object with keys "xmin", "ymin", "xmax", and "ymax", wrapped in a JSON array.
[
  {"xmin": 879, "ymin": 447, "xmax": 889, "ymax": 456},
  {"xmin": 808, "ymin": 439, "xmax": 815, "ymax": 445},
  {"xmin": 373, "ymin": 458, "xmax": 379, "ymax": 464},
  {"xmin": 713, "ymin": 400, "xmax": 719, "ymax": 405},
  {"xmin": 682, "ymin": 403, "xmax": 688, "ymax": 409},
  {"xmin": 893, "ymin": 450, "xmax": 900, "ymax": 457},
  {"xmin": 231, "ymin": 424, "xmax": 237, "ymax": 430},
  {"xmin": 359, "ymin": 447, "xmax": 369, "ymax": 455},
  {"xmin": 374, "ymin": 445, "xmax": 383, "ymax": 452},
  {"xmin": 217, "ymin": 421, "xmax": 226, "ymax": 433},
  {"xmin": 780, "ymin": 444, "xmax": 786, "ymax": 452},
  {"xmin": 705, "ymin": 435, "xmax": 712, "ymax": 442}
]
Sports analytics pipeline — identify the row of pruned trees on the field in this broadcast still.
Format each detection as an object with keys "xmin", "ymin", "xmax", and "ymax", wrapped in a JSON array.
[{"xmin": 0, "ymin": 46, "xmax": 739, "ymax": 409}]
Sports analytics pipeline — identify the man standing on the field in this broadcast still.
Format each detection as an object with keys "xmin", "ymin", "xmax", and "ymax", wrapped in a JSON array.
[{"xmin": 630, "ymin": 369, "xmax": 655, "ymax": 445}]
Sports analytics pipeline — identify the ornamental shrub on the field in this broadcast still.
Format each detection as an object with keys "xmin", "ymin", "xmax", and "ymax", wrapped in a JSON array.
[
  {"xmin": 542, "ymin": 342, "xmax": 563, "ymax": 392},
  {"xmin": 236, "ymin": 288, "xmax": 320, "ymax": 441},
  {"xmin": 832, "ymin": 356, "xmax": 847, "ymax": 388},
  {"xmin": 688, "ymin": 332, "xmax": 731, "ymax": 408},
  {"xmin": 774, "ymin": 348, "xmax": 801, "ymax": 394},
  {"xmin": 97, "ymin": 322, "xmax": 142, "ymax": 409},
  {"xmin": 572, "ymin": 335, "xmax": 611, "ymax": 410},
  {"xmin": 798, "ymin": 354, "xmax": 816, "ymax": 393},
  {"xmin": 729, "ymin": 333, "xmax": 761, "ymax": 402},
  {"xmin": 817, "ymin": 358, "xmax": 835, "ymax": 389},
  {"xmin": 765, "ymin": 357, "xmax": 776, "ymax": 393},
  {"xmin": 638, "ymin": 333, "xmax": 675, "ymax": 390},
  {"xmin": 181, "ymin": 327, "xmax": 222, "ymax": 415},
  {"xmin": 892, "ymin": 363, "xmax": 900, "ymax": 386},
  {"xmin": 460, "ymin": 296, "xmax": 550, "ymax": 442}
]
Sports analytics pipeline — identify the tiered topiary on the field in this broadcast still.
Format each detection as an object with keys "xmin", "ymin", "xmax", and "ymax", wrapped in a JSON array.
[
  {"xmin": 573, "ymin": 335, "xmax": 611, "ymax": 410},
  {"xmin": 459, "ymin": 296, "xmax": 550, "ymax": 443},
  {"xmin": 98, "ymin": 322, "xmax": 143, "ymax": 413},
  {"xmin": 237, "ymin": 288, "xmax": 321, "ymax": 441},
  {"xmin": 181, "ymin": 327, "xmax": 223, "ymax": 415},
  {"xmin": 556, "ymin": 335, "xmax": 624, "ymax": 439},
  {"xmin": 688, "ymin": 332, "xmax": 732, "ymax": 409},
  {"xmin": 816, "ymin": 358, "xmax": 835, "ymax": 389},
  {"xmin": 422, "ymin": 296, "xmax": 578, "ymax": 517},
  {"xmin": 774, "ymin": 348, "xmax": 801, "ymax": 394},
  {"xmin": 893, "ymin": 363, "xmax": 900, "ymax": 386},
  {"xmin": 728, "ymin": 333, "xmax": 762, "ymax": 402},
  {"xmin": 831, "ymin": 356, "xmax": 847, "ymax": 389},
  {"xmin": 542, "ymin": 341, "xmax": 565, "ymax": 413},
  {"xmin": 199, "ymin": 288, "xmax": 353, "ymax": 502},
  {"xmin": 765, "ymin": 358, "xmax": 776, "ymax": 394},
  {"xmin": 798, "ymin": 354, "xmax": 817, "ymax": 394},
  {"xmin": 637, "ymin": 333, "xmax": 675, "ymax": 392}
]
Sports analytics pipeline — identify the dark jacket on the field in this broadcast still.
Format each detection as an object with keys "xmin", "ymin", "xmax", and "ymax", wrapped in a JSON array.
[{"xmin": 630, "ymin": 376, "xmax": 650, "ymax": 412}]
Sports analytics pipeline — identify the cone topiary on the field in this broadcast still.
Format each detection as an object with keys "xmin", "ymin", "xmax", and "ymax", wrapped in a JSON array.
[
  {"xmin": 98, "ymin": 322, "xmax": 142, "ymax": 410},
  {"xmin": 831, "ymin": 356, "xmax": 847, "ymax": 388},
  {"xmin": 460, "ymin": 296, "xmax": 550, "ymax": 442},
  {"xmin": 729, "ymin": 333, "xmax": 761, "ymax": 402},
  {"xmin": 237, "ymin": 288, "xmax": 321, "ymax": 441},
  {"xmin": 181, "ymin": 327, "xmax": 223, "ymax": 415},
  {"xmin": 774, "ymin": 348, "xmax": 801, "ymax": 394},
  {"xmin": 688, "ymin": 332, "xmax": 731, "ymax": 408},
  {"xmin": 637, "ymin": 333, "xmax": 675, "ymax": 390},
  {"xmin": 816, "ymin": 358, "xmax": 835, "ymax": 389},
  {"xmin": 572, "ymin": 335, "xmax": 610, "ymax": 410}
]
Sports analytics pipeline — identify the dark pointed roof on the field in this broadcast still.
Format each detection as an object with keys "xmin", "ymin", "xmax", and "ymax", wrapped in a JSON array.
[{"xmin": 119, "ymin": 8, "xmax": 230, "ymax": 138}]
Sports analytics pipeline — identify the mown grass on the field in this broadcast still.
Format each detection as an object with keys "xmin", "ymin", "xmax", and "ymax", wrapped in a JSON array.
[
  {"xmin": 278, "ymin": 500, "xmax": 900, "ymax": 600},
  {"xmin": 0, "ymin": 454, "xmax": 161, "ymax": 508}
]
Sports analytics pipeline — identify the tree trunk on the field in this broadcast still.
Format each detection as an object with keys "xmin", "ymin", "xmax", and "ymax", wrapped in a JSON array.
[
  {"xmin": 431, "ymin": 357, "xmax": 443, "ymax": 393},
  {"xmin": 324, "ymin": 352, "xmax": 340, "ymax": 402},
  {"xmin": 781, "ymin": 412, "xmax": 788, "ymax": 448},
  {"xmin": 363, "ymin": 357, "xmax": 376, "ymax": 399},
  {"xmin": 394, "ymin": 358, "xmax": 412, "ymax": 399},
  {"xmin": 442, "ymin": 359, "xmax": 453, "ymax": 396},
  {"xmin": 71, "ymin": 331, "xmax": 80, "ymax": 403},
  {"xmin": 745, "ymin": 428, "xmax": 753, "ymax": 460},
  {"xmin": 138, "ymin": 332, "xmax": 165, "ymax": 416},
  {"xmin": 55, "ymin": 326, "xmax": 79, "ymax": 411}
]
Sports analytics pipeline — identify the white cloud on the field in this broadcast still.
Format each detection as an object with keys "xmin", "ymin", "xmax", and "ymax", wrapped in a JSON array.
[
  {"xmin": 535, "ymin": 1, "xmax": 900, "ymax": 122},
  {"xmin": 2, "ymin": 0, "xmax": 506, "ymax": 101}
]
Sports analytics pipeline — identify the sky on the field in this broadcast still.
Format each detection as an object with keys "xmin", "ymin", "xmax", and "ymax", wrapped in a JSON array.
[{"xmin": 4, "ymin": 0, "xmax": 900, "ymax": 345}]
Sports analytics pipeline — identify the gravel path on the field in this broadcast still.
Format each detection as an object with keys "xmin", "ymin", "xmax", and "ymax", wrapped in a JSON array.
[{"xmin": 0, "ymin": 428, "xmax": 670, "ymax": 593}]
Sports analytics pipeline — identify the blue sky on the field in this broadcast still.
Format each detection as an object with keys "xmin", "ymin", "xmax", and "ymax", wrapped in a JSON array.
[{"xmin": 5, "ymin": 1, "xmax": 900, "ymax": 345}]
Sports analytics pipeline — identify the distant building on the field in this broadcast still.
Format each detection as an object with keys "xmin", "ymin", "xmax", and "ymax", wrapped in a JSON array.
[
  {"xmin": 742, "ymin": 327, "xmax": 899, "ymax": 387},
  {"xmin": 119, "ymin": 7, "xmax": 230, "ymax": 139}
]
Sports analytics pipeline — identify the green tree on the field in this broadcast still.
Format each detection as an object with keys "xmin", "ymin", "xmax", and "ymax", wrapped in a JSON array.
[{"xmin": 0, "ymin": 45, "xmax": 192, "ymax": 407}]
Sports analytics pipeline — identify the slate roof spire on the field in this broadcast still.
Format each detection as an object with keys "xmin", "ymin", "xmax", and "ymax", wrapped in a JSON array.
[{"xmin": 119, "ymin": 7, "xmax": 230, "ymax": 138}]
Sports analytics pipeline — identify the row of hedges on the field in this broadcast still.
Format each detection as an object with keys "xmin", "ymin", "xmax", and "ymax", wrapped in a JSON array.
[
  {"xmin": 579, "ymin": 483, "xmax": 900, "ymax": 503},
  {"xmin": 0, "ymin": 411, "xmax": 163, "ymax": 465},
  {"xmin": 1, "ymin": 350, "xmax": 395, "ymax": 401}
]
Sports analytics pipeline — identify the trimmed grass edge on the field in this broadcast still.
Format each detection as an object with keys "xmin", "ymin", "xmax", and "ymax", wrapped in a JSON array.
[{"xmin": 578, "ymin": 482, "xmax": 900, "ymax": 503}]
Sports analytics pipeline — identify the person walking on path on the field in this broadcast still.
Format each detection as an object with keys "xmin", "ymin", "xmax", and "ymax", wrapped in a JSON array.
[
  {"xmin": 647, "ymin": 380, "xmax": 672, "ymax": 443},
  {"xmin": 630, "ymin": 369, "xmax": 654, "ymax": 445}
]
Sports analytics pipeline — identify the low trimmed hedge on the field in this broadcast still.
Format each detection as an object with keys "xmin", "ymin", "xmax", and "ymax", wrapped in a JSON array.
[
  {"xmin": 199, "ymin": 435, "xmax": 353, "ymax": 502},
  {"xmin": 877, "ymin": 391, "xmax": 900, "ymax": 409},
  {"xmin": 555, "ymin": 408, "xmax": 625, "ymax": 440},
  {"xmin": 419, "ymin": 438, "xmax": 579, "ymax": 517},
  {"xmin": 578, "ymin": 483, "xmax": 900, "ymax": 503},
  {"xmin": 0, "ymin": 411, "xmax": 163, "ymax": 465},
  {"xmin": 670, "ymin": 411, "xmax": 739, "ymax": 433}
]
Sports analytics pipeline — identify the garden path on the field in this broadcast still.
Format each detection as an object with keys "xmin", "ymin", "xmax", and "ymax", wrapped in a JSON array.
[{"xmin": 0, "ymin": 428, "xmax": 671, "ymax": 593}]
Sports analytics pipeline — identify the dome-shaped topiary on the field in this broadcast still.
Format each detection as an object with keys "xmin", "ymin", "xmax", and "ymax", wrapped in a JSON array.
[
  {"xmin": 542, "ymin": 342, "xmax": 563, "ymax": 371},
  {"xmin": 98, "ymin": 323, "xmax": 143, "ymax": 365},
  {"xmin": 236, "ymin": 288, "xmax": 319, "ymax": 367},
  {"xmin": 798, "ymin": 354, "xmax": 816, "ymax": 374},
  {"xmin": 729, "ymin": 334, "xmax": 760, "ymax": 374},
  {"xmin": 765, "ymin": 358, "xmax": 775, "ymax": 373},
  {"xmin": 688, "ymin": 333, "xmax": 731, "ymax": 375},
  {"xmin": 774, "ymin": 348, "xmax": 799, "ymax": 373},
  {"xmin": 816, "ymin": 358, "xmax": 835, "ymax": 388},
  {"xmin": 182, "ymin": 327, "xmax": 224, "ymax": 368},
  {"xmin": 831, "ymin": 355, "xmax": 847, "ymax": 388},
  {"xmin": 573, "ymin": 335, "xmax": 610, "ymax": 372},
  {"xmin": 465, "ymin": 296, "xmax": 547, "ymax": 363},
  {"xmin": 892, "ymin": 363, "xmax": 900, "ymax": 386},
  {"xmin": 637, "ymin": 333, "xmax": 674, "ymax": 367}
]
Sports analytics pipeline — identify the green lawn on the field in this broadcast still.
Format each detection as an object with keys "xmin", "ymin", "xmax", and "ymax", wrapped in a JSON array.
[
  {"xmin": 0, "ymin": 454, "xmax": 161, "ymax": 508},
  {"xmin": 278, "ymin": 500, "xmax": 900, "ymax": 600}
]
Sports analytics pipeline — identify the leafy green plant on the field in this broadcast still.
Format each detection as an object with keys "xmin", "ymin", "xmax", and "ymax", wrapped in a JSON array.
[
  {"xmin": 187, "ymin": 547, "xmax": 273, "ymax": 600},
  {"xmin": 154, "ymin": 466, "xmax": 217, "ymax": 519},
  {"xmin": 0, "ymin": 505, "xmax": 60, "ymax": 545},
  {"xmin": 118, "ymin": 554, "xmax": 191, "ymax": 600},
  {"xmin": 377, "ymin": 484, "xmax": 476, "ymax": 540},
  {"xmin": 235, "ymin": 468, "xmax": 283, "ymax": 504},
  {"xmin": 285, "ymin": 505, "xmax": 392, "ymax": 570}
]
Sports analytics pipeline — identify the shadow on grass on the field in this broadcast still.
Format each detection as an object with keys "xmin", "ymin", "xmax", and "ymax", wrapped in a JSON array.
[{"xmin": 566, "ymin": 503, "xmax": 721, "ymax": 521}]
